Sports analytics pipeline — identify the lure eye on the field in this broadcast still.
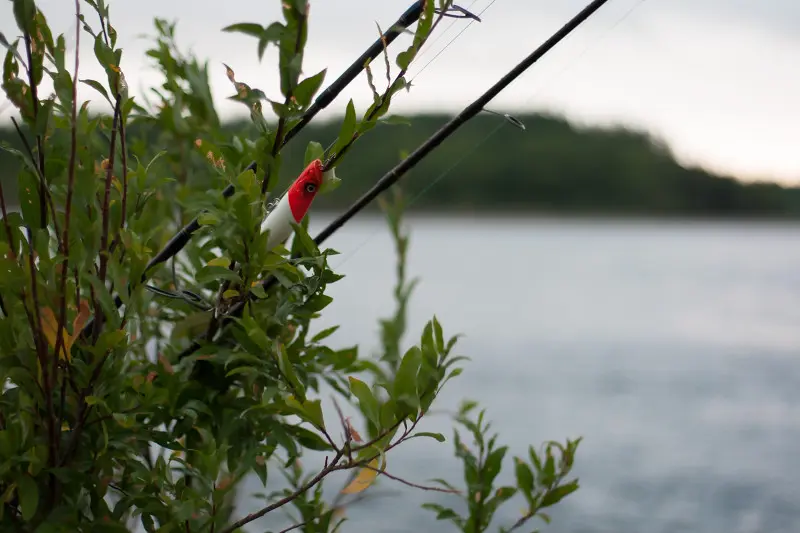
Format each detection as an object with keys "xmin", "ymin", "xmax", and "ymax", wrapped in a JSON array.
[{"xmin": 304, "ymin": 182, "xmax": 317, "ymax": 194}]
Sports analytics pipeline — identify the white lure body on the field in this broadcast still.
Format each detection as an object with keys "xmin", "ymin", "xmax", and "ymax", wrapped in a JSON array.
[{"xmin": 260, "ymin": 192, "xmax": 297, "ymax": 252}]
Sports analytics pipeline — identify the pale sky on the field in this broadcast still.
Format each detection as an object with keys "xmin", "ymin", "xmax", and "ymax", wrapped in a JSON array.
[{"xmin": 2, "ymin": 0, "xmax": 799, "ymax": 184}]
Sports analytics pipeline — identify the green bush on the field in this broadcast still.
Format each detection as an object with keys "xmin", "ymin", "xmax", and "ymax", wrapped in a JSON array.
[{"xmin": 0, "ymin": 1, "xmax": 580, "ymax": 531}]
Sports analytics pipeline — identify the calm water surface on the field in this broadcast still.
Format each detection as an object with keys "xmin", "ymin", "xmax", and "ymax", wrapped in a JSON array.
[{"xmin": 236, "ymin": 216, "xmax": 800, "ymax": 533}]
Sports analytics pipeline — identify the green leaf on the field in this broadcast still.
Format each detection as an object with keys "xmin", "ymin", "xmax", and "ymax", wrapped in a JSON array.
[
  {"xmin": 422, "ymin": 503, "xmax": 462, "ymax": 523},
  {"xmin": 432, "ymin": 315, "xmax": 445, "ymax": 353},
  {"xmin": 18, "ymin": 170, "xmax": 42, "ymax": 229},
  {"xmin": 380, "ymin": 114, "xmax": 412, "ymax": 126},
  {"xmin": 393, "ymin": 346, "xmax": 421, "ymax": 414},
  {"xmin": 515, "ymin": 459, "xmax": 535, "ymax": 500},
  {"xmin": 13, "ymin": 0, "xmax": 36, "ymax": 33},
  {"xmin": 80, "ymin": 78, "xmax": 112, "ymax": 105},
  {"xmin": 257, "ymin": 22, "xmax": 284, "ymax": 61},
  {"xmin": 294, "ymin": 68, "xmax": 326, "ymax": 107},
  {"xmin": 290, "ymin": 222, "xmax": 318, "ymax": 256},
  {"xmin": 195, "ymin": 265, "xmax": 242, "ymax": 285},
  {"xmin": 348, "ymin": 376, "xmax": 380, "ymax": 428},
  {"xmin": 311, "ymin": 325, "xmax": 339, "ymax": 343},
  {"xmin": 541, "ymin": 479, "xmax": 580, "ymax": 507},
  {"xmin": 305, "ymin": 294, "xmax": 333, "ymax": 313},
  {"xmin": 303, "ymin": 140, "xmax": 324, "ymax": 166},
  {"xmin": 278, "ymin": 345, "xmax": 305, "ymax": 400},
  {"xmin": 221, "ymin": 22, "xmax": 265, "ymax": 38},
  {"xmin": 286, "ymin": 424, "xmax": 330, "ymax": 451},
  {"xmin": 16, "ymin": 474, "xmax": 38, "ymax": 521},
  {"xmin": 333, "ymin": 99, "xmax": 357, "ymax": 153},
  {"xmin": 396, "ymin": 49, "xmax": 413, "ymax": 71},
  {"xmin": 411, "ymin": 431, "xmax": 445, "ymax": 442},
  {"xmin": 484, "ymin": 446, "xmax": 508, "ymax": 485},
  {"xmin": 303, "ymin": 399, "xmax": 325, "ymax": 430}
]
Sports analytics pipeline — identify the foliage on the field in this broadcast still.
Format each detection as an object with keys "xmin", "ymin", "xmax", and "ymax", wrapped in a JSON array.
[
  {"xmin": 423, "ymin": 401, "xmax": 581, "ymax": 533},
  {"xmin": 0, "ymin": 0, "xmax": 580, "ymax": 532}
]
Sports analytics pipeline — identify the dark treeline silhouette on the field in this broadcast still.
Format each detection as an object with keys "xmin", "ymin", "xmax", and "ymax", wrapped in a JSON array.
[{"xmin": 2, "ymin": 112, "xmax": 799, "ymax": 217}]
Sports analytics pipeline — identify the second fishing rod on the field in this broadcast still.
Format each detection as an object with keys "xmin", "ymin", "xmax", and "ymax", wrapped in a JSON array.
[{"xmin": 177, "ymin": 0, "xmax": 614, "ymax": 360}]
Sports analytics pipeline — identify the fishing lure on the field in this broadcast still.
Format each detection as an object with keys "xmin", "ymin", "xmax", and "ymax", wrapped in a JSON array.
[{"xmin": 261, "ymin": 159, "xmax": 339, "ymax": 252}]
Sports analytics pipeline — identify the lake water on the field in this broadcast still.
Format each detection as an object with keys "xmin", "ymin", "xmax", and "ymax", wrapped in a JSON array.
[{"xmin": 234, "ymin": 216, "xmax": 800, "ymax": 533}]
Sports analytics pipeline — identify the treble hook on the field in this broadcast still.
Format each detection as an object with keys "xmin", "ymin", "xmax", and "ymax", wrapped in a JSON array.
[{"xmin": 435, "ymin": 4, "xmax": 482, "ymax": 22}]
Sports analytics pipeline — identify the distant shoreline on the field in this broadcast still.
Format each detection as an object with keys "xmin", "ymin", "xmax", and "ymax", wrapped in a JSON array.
[
  {"xmin": 308, "ymin": 208, "xmax": 800, "ymax": 224},
  {"xmin": 3, "ymin": 203, "xmax": 800, "ymax": 225}
]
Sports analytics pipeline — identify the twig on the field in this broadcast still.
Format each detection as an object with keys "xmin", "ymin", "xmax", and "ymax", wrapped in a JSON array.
[
  {"xmin": 219, "ymin": 450, "xmax": 345, "ymax": 533},
  {"xmin": 259, "ymin": 2, "xmax": 307, "ymax": 197},
  {"xmin": 506, "ymin": 510, "xmax": 539, "ymax": 533},
  {"xmin": 24, "ymin": 226, "xmax": 57, "ymax": 484},
  {"xmin": 278, "ymin": 518, "xmax": 314, "ymax": 533},
  {"xmin": 59, "ymin": 350, "xmax": 113, "ymax": 466},
  {"xmin": 52, "ymin": 0, "xmax": 83, "ymax": 432},
  {"xmin": 0, "ymin": 178, "xmax": 14, "ymax": 318},
  {"xmin": 0, "ymin": 178, "xmax": 14, "ymax": 249},
  {"xmin": 362, "ymin": 464, "xmax": 460, "ymax": 494},
  {"xmin": 23, "ymin": 29, "xmax": 47, "ymax": 229},
  {"xmin": 9, "ymin": 117, "xmax": 60, "ymax": 241},
  {"xmin": 93, "ymin": 96, "xmax": 122, "ymax": 341},
  {"xmin": 119, "ymin": 114, "xmax": 128, "ymax": 229}
]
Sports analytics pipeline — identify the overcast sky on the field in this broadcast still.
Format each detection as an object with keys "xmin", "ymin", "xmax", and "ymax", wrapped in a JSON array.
[{"xmin": 2, "ymin": 0, "xmax": 798, "ymax": 184}]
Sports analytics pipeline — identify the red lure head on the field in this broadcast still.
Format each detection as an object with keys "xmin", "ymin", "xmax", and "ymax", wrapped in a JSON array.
[{"xmin": 287, "ymin": 159, "xmax": 324, "ymax": 222}]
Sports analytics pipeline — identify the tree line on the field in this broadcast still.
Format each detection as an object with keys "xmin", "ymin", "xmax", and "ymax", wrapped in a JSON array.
[{"xmin": 2, "ymin": 111, "xmax": 798, "ymax": 217}]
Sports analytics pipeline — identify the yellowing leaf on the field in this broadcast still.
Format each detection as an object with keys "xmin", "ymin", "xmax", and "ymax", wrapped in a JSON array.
[
  {"xmin": 208, "ymin": 257, "xmax": 231, "ymax": 268},
  {"xmin": 341, "ymin": 457, "xmax": 382, "ymax": 494},
  {"xmin": 40, "ymin": 307, "xmax": 71, "ymax": 361},
  {"xmin": 73, "ymin": 300, "xmax": 91, "ymax": 333},
  {"xmin": 39, "ymin": 300, "xmax": 91, "ymax": 362}
]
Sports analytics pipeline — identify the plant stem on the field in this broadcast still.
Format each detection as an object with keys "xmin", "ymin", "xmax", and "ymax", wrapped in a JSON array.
[
  {"xmin": 93, "ymin": 96, "xmax": 122, "ymax": 341},
  {"xmin": 23, "ymin": 31, "xmax": 47, "ymax": 229},
  {"xmin": 52, "ymin": 0, "xmax": 82, "ymax": 419}
]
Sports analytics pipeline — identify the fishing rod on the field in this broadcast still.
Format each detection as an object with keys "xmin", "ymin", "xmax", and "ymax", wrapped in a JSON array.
[
  {"xmin": 136, "ymin": 1, "xmax": 425, "ymax": 279},
  {"xmin": 80, "ymin": 0, "xmax": 478, "ymax": 337},
  {"xmin": 177, "ymin": 0, "xmax": 614, "ymax": 360}
]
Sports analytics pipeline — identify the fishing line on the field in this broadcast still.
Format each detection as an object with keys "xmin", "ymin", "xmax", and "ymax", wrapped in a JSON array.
[
  {"xmin": 515, "ymin": 0, "xmax": 651, "ymax": 104},
  {"xmin": 410, "ymin": 0, "xmax": 482, "ymax": 64},
  {"xmin": 408, "ymin": 0, "xmax": 501, "ymax": 84},
  {"xmin": 323, "ymin": 0, "xmax": 651, "ymax": 271},
  {"xmin": 175, "ymin": 0, "xmax": 618, "ymax": 360},
  {"xmin": 326, "ymin": 120, "xmax": 509, "ymax": 271}
]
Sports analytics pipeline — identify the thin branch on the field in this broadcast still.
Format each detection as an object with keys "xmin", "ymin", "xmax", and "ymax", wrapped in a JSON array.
[
  {"xmin": 260, "ymin": 2, "xmax": 308, "ymax": 197},
  {"xmin": 506, "ymin": 510, "xmax": 539, "ymax": 533},
  {"xmin": 9, "ymin": 117, "xmax": 60, "ymax": 241},
  {"xmin": 278, "ymin": 518, "xmax": 314, "ymax": 533},
  {"xmin": 23, "ymin": 30, "xmax": 47, "ymax": 229},
  {"xmin": 119, "ymin": 120, "xmax": 128, "ymax": 229},
  {"xmin": 59, "ymin": 349, "xmax": 113, "ymax": 465},
  {"xmin": 93, "ymin": 96, "xmax": 122, "ymax": 342},
  {"xmin": 52, "ymin": 0, "xmax": 82, "ymax": 429},
  {"xmin": 24, "ymin": 226, "xmax": 57, "ymax": 477},
  {"xmin": 362, "ymin": 464, "xmax": 460, "ymax": 494},
  {"xmin": 0, "ymin": 178, "xmax": 14, "ymax": 251},
  {"xmin": 219, "ymin": 450, "xmax": 345, "ymax": 533}
]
